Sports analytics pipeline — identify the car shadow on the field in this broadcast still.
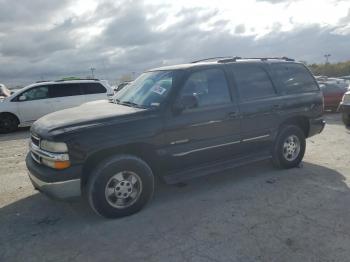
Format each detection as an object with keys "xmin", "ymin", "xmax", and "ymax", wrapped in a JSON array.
[
  {"xmin": 0, "ymin": 127, "xmax": 30, "ymax": 142},
  {"xmin": 0, "ymin": 160, "xmax": 348, "ymax": 225},
  {"xmin": 323, "ymin": 112, "xmax": 343, "ymax": 126}
]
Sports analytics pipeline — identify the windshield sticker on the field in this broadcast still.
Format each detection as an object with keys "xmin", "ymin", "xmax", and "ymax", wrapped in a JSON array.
[
  {"xmin": 151, "ymin": 85, "xmax": 167, "ymax": 95},
  {"xmin": 150, "ymin": 102, "xmax": 160, "ymax": 107}
]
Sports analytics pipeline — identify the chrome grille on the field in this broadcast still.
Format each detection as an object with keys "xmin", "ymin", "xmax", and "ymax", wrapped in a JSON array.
[
  {"xmin": 30, "ymin": 134, "xmax": 41, "ymax": 164},
  {"xmin": 31, "ymin": 152, "xmax": 41, "ymax": 164},
  {"xmin": 31, "ymin": 134, "xmax": 40, "ymax": 147}
]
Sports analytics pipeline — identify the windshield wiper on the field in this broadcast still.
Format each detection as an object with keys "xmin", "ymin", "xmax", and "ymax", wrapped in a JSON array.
[{"xmin": 117, "ymin": 100, "xmax": 147, "ymax": 109}]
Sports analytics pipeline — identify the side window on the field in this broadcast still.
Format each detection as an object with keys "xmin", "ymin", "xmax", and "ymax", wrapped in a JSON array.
[
  {"xmin": 49, "ymin": 84, "xmax": 82, "ymax": 98},
  {"xmin": 232, "ymin": 65, "xmax": 276, "ymax": 101},
  {"xmin": 19, "ymin": 86, "xmax": 49, "ymax": 101},
  {"xmin": 82, "ymin": 83, "xmax": 107, "ymax": 95},
  {"xmin": 271, "ymin": 63, "xmax": 318, "ymax": 94},
  {"xmin": 179, "ymin": 68, "xmax": 231, "ymax": 109}
]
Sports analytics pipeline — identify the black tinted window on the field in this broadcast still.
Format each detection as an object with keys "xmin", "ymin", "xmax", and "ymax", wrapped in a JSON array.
[
  {"xmin": 180, "ymin": 68, "xmax": 231, "ymax": 108},
  {"xmin": 49, "ymin": 84, "xmax": 82, "ymax": 98},
  {"xmin": 82, "ymin": 83, "xmax": 106, "ymax": 94},
  {"xmin": 272, "ymin": 63, "xmax": 318, "ymax": 93},
  {"xmin": 232, "ymin": 65, "xmax": 275, "ymax": 101}
]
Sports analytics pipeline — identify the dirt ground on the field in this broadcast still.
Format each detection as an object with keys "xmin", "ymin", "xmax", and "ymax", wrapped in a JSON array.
[{"xmin": 0, "ymin": 113, "xmax": 349, "ymax": 262}]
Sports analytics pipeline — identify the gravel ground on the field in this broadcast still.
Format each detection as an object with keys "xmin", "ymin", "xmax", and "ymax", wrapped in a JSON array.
[{"xmin": 0, "ymin": 113, "xmax": 349, "ymax": 262}]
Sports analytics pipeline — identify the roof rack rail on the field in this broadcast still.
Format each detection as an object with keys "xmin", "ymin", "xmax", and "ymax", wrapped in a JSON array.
[
  {"xmin": 191, "ymin": 57, "xmax": 233, "ymax": 63},
  {"xmin": 218, "ymin": 56, "xmax": 295, "ymax": 63},
  {"xmin": 35, "ymin": 80, "xmax": 51, "ymax": 83},
  {"xmin": 54, "ymin": 78, "xmax": 100, "ymax": 82}
]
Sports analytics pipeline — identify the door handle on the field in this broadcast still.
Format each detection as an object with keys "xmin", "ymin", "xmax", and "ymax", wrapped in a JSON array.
[
  {"xmin": 228, "ymin": 112, "xmax": 239, "ymax": 119},
  {"xmin": 272, "ymin": 104, "xmax": 282, "ymax": 110}
]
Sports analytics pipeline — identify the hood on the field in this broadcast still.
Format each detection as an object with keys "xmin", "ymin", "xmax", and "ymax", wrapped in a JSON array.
[{"xmin": 32, "ymin": 100, "xmax": 146, "ymax": 136}]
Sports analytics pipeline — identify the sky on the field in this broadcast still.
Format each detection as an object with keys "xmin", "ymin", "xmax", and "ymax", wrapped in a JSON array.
[{"xmin": 0, "ymin": 0, "xmax": 349, "ymax": 86}]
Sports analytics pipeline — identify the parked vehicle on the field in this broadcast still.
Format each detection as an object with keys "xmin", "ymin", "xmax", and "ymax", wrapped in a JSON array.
[
  {"xmin": 339, "ymin": 91, "xmax": 350, "ymax": 128},
  {"xmin": 319, "ymin": 82, "xmax": 348, "ymax": 111},
  {"xmin": 26, "ymin": 57, "xmax": 325, "ymax": 218},
  {"xmin": 114, "ymin": 81, "xmax": 132, "ymax": 93},
  {"xmin": 0, "ymin": 79, "xmax": 113, "ymax": 133},
  {"xmin": 0, "ymin": 84, "xmax": 11, "ymax": 99},
  {"xmin": 339, "ymin": 75, "xmax": 350, "ymax": 81},
  {"xmin": 325, "ymin": 78, "xmax": 349, "ymax": 89}
]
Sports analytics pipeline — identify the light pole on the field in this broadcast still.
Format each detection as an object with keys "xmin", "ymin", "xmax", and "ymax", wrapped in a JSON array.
[
  {"xmin": 90, "ymin": 67, "xmax": 96, "ymax": 79},
  {"xmin": 324, "ymin": 54, "xmax": 331, "ymax": 64}
]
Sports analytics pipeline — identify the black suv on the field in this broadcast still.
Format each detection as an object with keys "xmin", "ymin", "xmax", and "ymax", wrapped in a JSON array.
[{"xmin": 26, "ymin": 57, "xmax": 325, "ymax": 218}]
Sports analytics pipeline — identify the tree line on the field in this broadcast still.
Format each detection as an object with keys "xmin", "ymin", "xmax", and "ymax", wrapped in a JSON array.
[{"xmin": 307, "ymin": 60, "xmax": 350, "ymax": 77}]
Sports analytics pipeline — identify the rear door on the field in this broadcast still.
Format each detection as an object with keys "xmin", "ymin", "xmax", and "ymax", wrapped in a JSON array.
[
  {"xmin": 230, "ymin": 63, "xmax": 282, "ymax": 150},
  {"xmin": 163, "ymin": 67, "xmax": 241, "ymax": 170},
  {"xmin": 49, "ymin": 83, "xmax": 85, "ymax": 111},
  {"xmin": 81, "ymin": 82, "xmax": 108, "ymax": 102}
]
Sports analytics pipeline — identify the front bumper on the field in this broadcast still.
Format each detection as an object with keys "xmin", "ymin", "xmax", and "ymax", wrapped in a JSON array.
[
  {"xmin": 28, "ymin": 172, "xmax": 81, "ymax": 200},
  {"xmin": 26, "ymin": 153, "xmax": 82, "ymax": 200},
  {"xmin": 308, "ymin": 118, "xmax": 326, "ymax": 137}
]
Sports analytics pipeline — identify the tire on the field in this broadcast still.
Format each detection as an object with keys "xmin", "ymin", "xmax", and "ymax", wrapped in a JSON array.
[
  {"xmin": 86, "ymin": 154, "xmax": 154, "ymax": 218},
  {"xmin": 342, "ymin": 113, "xmax": 350, "ymax": 128},
  {"xmin": 272, "ymin": 125, "xmax": 306, "ymax": 169},
  {"xmin": 0, "ymin": 113, "xmax": 19, "ymax": 134}
]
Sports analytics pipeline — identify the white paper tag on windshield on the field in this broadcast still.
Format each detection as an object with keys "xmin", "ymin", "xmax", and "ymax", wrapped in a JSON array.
[{"xmin": 151, "ymin": 85, "xmax": 167, "ymax": 95}]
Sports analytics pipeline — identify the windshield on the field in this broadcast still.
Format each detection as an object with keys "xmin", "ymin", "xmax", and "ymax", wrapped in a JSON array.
[{"xmin": 114, "ymin": 70, "xmax": 179, "ymax": 108}]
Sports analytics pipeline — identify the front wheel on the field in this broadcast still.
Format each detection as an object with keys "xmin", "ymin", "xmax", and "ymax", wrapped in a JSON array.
[
  {"xmin": 0, "ymin": 114, "xmax": 19, "ymax": 133},
  {"xmin": 86, "ymin": 155, "xmax": 154, "ymax": 218},
  {"xmin": 272, "ymin": 125, "xmax": 306, "ymax": 169},
  {"xmin": 342, "ymin": 113, "xmax": 350, "ymax": 128}
]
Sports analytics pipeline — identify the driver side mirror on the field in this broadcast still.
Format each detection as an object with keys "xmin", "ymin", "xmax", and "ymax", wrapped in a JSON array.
[{"xmin": 173, "ymin": 94, "xmax": 198, "ymax": 115}]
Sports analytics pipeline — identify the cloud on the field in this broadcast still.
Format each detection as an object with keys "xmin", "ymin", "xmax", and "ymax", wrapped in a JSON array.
[{"xmin": 0, "ymin": 0, "xmax": 349, "ymax": 86}]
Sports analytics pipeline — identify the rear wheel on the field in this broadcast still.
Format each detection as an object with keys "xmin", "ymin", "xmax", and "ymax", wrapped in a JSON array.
[
  {"xmin": 342, "ymin": 112, "xmax": 350, "ymax": 128},
  {"xmin": 0, "ymin": 113, "xmax": 19, "ymax": 133},
  {"xmin": 86, "ymin": 155, "xmax": 154, "ymax": 218},
  {"xmin": 272, "ymin": 125, "xmax": 306, "ymax": 169}
]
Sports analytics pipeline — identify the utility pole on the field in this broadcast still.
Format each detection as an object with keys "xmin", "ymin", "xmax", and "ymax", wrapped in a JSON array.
[
  {"xmin": 324, "ymin": 54, "xmax": 331, "ymax": 64},
  {"xmin": 90, "ymin": 67, "xmax": 96, "ymax": 79}
]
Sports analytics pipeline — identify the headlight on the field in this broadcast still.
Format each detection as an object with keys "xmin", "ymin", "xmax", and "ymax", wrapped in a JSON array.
[
  {"xmin": 41, "ymin": 158, "xmax": 71, "ymax": 169},
  {"xmin": 342, "ymin": 93, "xmax": 350, "ymax": 104},
  {"xmin": 40, "ymin": 140, "xmax": 68, "ymax": 153}
]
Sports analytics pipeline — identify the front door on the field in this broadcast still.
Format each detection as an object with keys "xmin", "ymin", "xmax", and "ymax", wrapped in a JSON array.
[
  {"xmin": 16, "ymin": 85, "xmax": 55, "ymax": 124},
  {"xmin": 162, "ymin": 67, "xmax": 241, "ymax": 170}
]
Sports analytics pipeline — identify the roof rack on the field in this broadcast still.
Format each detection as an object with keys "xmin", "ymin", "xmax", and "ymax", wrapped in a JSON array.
[
  {"xmin": 191, "ymin": 57, "xmax": 233, "ymax": 63},
  {"xmin": 54, "ymin": 78, "xmax": 100, "ymax": 82},
  {"xmin": 218, "ymin": 56, "xmax": 295, "ymax": 63},
  {"xmin": 35, "ymin": 80, "xmax": 51, "ymax": 83}
]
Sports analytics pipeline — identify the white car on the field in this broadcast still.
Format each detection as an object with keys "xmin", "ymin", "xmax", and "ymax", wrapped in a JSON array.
[{"xmin": 0, "ymin": 79, "xmax": 113, "ymax": 133}]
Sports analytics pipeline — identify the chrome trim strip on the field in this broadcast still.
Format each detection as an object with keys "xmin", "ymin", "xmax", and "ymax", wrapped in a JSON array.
[
  {"xmin": 190, "ymin": 120, "xmax": 223, "ymax": 127},
  {"xmin": 173, "ymin": 140, "xmax": 240, "ymax": 157},
  {"xmin": 242, "ymin": 134, "xmax": 270, "ymax": 142},
  {"xmin": 170, "ymin": 139, "xmax": 190, "ymax": 145},
  {"xmin": 30, "ymin": 142, "xmax": 69, "ymax": 161}
]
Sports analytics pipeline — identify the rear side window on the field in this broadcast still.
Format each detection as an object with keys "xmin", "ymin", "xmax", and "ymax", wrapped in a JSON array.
[
  {"xmin": 271, "ymin": 63, "xmax": 318, "ymax": 94},
  {"xmin": 82, "ymin": 83, "xmax": 106, "ymax": 95},
  {"xmin": 232, "ymin": 65, "xmax": 276, "ymax": 101},
  {"xmin": 49, "ymin": 83, "xmax": 82, "ymax": 98}
]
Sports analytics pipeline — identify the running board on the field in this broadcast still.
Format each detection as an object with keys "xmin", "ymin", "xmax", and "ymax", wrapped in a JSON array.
[{"xmin": 163, "ymin": 151, "xmax": 272, "ymax": 184}]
